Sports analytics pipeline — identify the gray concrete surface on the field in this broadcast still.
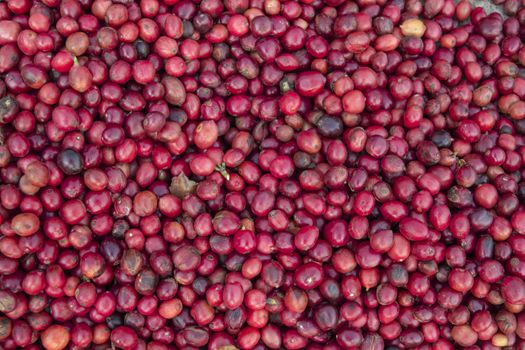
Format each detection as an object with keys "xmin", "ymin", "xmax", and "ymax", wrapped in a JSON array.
[{"xmin": 467, "ymin": 0, "xmax": 507, "ymax": 17}]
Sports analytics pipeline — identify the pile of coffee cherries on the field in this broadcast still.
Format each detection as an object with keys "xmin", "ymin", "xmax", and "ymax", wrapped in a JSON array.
[{"xmin": 1, "ymin": 0, "xmax": 525, "ymax": 348}]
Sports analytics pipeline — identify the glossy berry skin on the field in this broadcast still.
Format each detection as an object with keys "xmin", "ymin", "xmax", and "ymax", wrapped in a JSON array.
[{"xmin": 0, "ymin": 0, "xmax": 525, "ymax": 350}]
